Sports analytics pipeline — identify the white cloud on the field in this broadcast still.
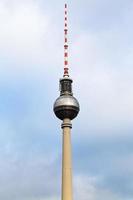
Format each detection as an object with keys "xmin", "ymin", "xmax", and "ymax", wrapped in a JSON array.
[
  {"xmin": 0, "ymin": 0, "xmax": 62, "ymax": 77},
  {"xmin": 0, "ymin": 149, "xmax": 60, "ymax": 200},
  {"xmin": 71, "ymin": 30, "xmax": 133, "ymax": 134},
  {"xmin": 74, "ymin": 175, "xmax": 124, "ymax": 200}
]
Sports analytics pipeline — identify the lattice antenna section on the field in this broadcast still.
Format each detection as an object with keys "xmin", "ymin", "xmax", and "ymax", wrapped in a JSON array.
[{"xmin": 64, "ymin": 3, "xmax": 69, "ymax": 77}]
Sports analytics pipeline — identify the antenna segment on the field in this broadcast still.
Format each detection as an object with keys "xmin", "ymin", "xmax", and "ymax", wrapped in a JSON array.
[{"xmin": 64, "ymin": 3, "xmax": 69, "ymax": 77}]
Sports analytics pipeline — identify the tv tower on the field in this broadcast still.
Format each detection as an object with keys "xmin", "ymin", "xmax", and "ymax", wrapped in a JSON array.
[{"xmin": 53, "ymin": 4, "xmax": 80, "ymax": 200}]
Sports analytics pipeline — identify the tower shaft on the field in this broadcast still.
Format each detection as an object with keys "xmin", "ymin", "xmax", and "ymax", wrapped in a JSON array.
[{"xmin": 61, "ymin": 118, "xmax": 73, "ymax": 200}]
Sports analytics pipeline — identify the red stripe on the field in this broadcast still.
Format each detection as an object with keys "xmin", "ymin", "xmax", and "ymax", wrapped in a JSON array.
[
  {"xmin": 64, "ymin": 29, "xmax": 68, "ymax": 35},
  {"xmin": 64, "ymin": 69, "xmax": 68, "ymax": 75},
  {"xmin": 64, "ymin": 44, "xmax": 68, "ymax": 49},
  {"xmin": 64, "ymin": 52, "xmax": 68, "ymax": 57},
  {"xmin": 64, "ymin": 61, "xmax": 68, "ymax": 65}
]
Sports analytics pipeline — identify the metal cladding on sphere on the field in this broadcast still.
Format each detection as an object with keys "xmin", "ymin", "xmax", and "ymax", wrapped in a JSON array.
[
  {"xmin": 54, "ymin": 77, "xmax": 80, "ymax": 120},
  {"xmin": 54, "ymin": 94, "xmax": 79, "ymax": 120}
]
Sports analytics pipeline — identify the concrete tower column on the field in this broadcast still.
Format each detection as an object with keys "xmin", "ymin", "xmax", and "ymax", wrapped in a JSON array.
[{"xmin": 61, "ymin": 118, "xmax": 72, "ymax": 200}]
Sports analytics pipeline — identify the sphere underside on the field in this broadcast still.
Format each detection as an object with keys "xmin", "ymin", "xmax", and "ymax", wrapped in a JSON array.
[{"xmin": 54, "ymin": 95, "xmax": 79, "ymax": 120}]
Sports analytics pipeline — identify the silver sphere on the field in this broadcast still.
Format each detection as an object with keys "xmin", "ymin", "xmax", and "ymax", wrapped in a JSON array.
[{"xmin": 53, "ymin": 95, "xmax": 80, "ymax": 120}]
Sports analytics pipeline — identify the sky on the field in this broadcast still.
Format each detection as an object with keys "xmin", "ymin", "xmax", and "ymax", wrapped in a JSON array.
[{"xmin": 0, "ymin": 0, "xmax": 133, "ymax": 199}]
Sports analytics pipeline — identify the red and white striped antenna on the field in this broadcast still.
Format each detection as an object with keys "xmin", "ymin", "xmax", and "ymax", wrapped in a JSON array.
[{"xmin": 64, "ymin": 3, "xmax": 69, "ymax": 77}]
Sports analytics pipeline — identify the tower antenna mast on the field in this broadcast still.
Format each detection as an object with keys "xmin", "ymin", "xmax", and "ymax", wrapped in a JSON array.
[{"xmin": 64, "ymin": 3, "xmax": 69, "ymax": 77}]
